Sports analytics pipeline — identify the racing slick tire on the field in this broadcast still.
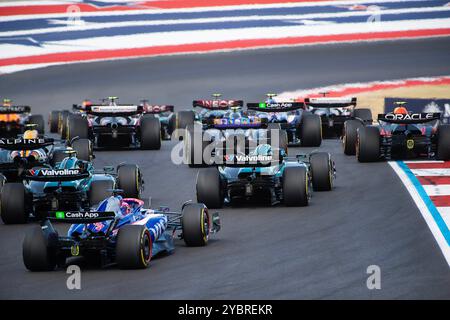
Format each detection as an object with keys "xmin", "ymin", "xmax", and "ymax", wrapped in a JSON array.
[
  {"xmin": 182, "ymin": 203, "xmax": 210, "ymax": 247},
  {"xmin": 186, "ymin": 124, "xmax": 209, "ymax": 167},
  {"xmin": 49, "ymin": 111, "xmax": 60, "ymax": 133},
  {"xmin": 357, "ymin": 126, "xmax": 380, "ymax": 162},
  {"xmin": 116, "ymin": 225, "xmax": 152, "ymax": 269},
  {"xmin": 117, "ymin": 164, "xmax": 142, "ymax": 198},
  {"xmin": 299, "ymin": 114, "xmax": 322, "ymax": 147},
  {"xmin": 140, "ymin": 115, "xmax": 161, "ymax": 150},
  {"xmin": 1, "ymin": 183, "xmax": 27, "ymax": 224},
  {"xmin": 343, "ymin": 119, "xmax": 364, "ymax": 155},
  {"xmin": 437, "ymin": 124, "xmax": 450, "ymax": 160},
  {"xmin": 67, "ymin": 114, "xmax": 89, "ymax": 140},
  {"xmin": 267, "ymin": 124, "xmax": 288, "ymax": 154},
  {"xmin": 310, "ymin": 152, "xmax": 333, "ymax": 191},
  {"xmin": 59, "ymin": 110, "xmax": 70, "ymax": 139},
  {"xmin": 176, "ymin": 110, "xmax": 195, "ymax": 131},
  {"xmin": 23, "ymin": 226, "xmax": 58, "ymax": 271},
  {"xmin": 168, "ymin": 113, "xmax": 176, "ymax": 136},
  {"xmin": 28, "ymin": 115, "xmax": 45, "ymax": 134},
  {"xmin": 89, "ymin": 180, "xmax": 114, "ymax": 207},
  {"xmin": 0, "ymin": 174, "xmax": 6, "ymax": 194},
  {"xmin": 353, "ymin": 108, "xmax": 373, "ymax": 124},
  {"xmin": 72, "ymin": 138, "xmax": 93, "ymax": 162},
  {"xmin": 282, "ymin": 166, "xmax": 309, "ymax": 207},
  {"xmin": 196, "ymin": 168, "xmax": 223, "ymax": 209}
]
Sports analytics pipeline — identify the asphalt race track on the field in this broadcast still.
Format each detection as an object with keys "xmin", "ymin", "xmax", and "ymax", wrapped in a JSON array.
[{"xmin": 1, "ymin": 37, "xmax": 450, "ymax": 299}]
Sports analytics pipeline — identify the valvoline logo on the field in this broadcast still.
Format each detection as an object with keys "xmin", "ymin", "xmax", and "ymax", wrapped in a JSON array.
[{"xmin": 29, "ymin": 168, "xmax": 81, "ymax": 176}]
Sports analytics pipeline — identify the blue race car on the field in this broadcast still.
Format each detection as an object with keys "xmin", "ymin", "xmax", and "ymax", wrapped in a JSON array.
[
  {"xmin": 196, "ymin": 144, "xmax": 335, "ymax": 208},
  {"xmin": 23, "ymin": 196, "xmax": 220, "ymax": 270}
]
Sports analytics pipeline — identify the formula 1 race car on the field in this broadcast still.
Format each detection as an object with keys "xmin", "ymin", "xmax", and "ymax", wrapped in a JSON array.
[
  {"xmin": 183, "ymin": 107, "xmax": 288, "ymax": 167},
  {"xmin": 303, "ymin": 96, "xmax": 372, "ymax": 137},
  {"xmin": 343, "ymin": 103, "xmax": 450, "ymax": 161},
  {"xmin": 0, "ymin": 99, "xmax": 45, "ymax": 136},
  {"xmin": 196, "ymin": 143, "xmax": 335, "ymax": 208},
  {"xmin": 246, "ymin": 94, "xmax": 322, "ymax": 147},
  {"xmin": 0, "ymin": 128, "xmax": 93, "ymax": 186},
  {"xmin": 0, "ymin": 152, "xmax": 143, "ymax": 224},
  {"xmin": 52, "ymin": 97, "xmax": 162, "ymax": 150},
  {"xmin": 22, "ymin": 197, "xmax": 220, "ymax": 270}
]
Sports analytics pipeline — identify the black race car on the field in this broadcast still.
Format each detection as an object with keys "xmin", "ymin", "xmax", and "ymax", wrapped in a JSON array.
[
  {"xmin": 343, "ymin": 107, "xmax": 450, "ymax": 161},
  {"xmin": 304, "ymin": 96, "xmax": 372, "ymax": 137},
  {"xmin": 60, "ymin": 97, "xmax": 162, "ymax": 150}
]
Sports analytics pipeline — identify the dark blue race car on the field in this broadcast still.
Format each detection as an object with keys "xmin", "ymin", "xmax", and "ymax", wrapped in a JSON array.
[
  {"xmin": 196, "ymin": 144, "xmax": 335, "ymax": 208},
  {"xmin": 23, "ymin": 195, "xmax": 220, "ymax": 270}
]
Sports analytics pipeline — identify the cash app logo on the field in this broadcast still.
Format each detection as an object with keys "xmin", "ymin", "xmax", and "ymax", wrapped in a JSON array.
[
  {"xmin": 56, "ymin": 211, "xmax": 65, "ymax": 219},
  {"xmin": 259, "ymin": 102, "xmax": 266, "ymax": 108}
]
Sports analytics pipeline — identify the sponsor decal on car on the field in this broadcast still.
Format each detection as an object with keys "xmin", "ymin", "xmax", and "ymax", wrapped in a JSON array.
[
  {"xmin": 384, "ymin": 113, "xmax": 435, "ymax": 121},
  {"xmin": 29, "ymin": 168, "xmax": 81, "ymax": 176},
  {"xmin": 225, "ymin": 154, "xmax": 273, "ymax": 162},
  {"xmin": 0, "ymin": 138, "xmax": 45, "ymax": 145}
]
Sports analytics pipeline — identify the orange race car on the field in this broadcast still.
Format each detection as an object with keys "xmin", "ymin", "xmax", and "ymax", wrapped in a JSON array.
[{"xmin": 0, "ymin": 99, "xmax": 45, "ymax": 137}]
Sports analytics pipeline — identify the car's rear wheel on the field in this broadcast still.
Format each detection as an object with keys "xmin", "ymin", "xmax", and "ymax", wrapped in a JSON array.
[
  {"xmin": 28, "ymin": 115, "xmax": 45, "ymax": 134},
  {"xmin": 343, "ymin": 119, "xmax": 364, "ymax": 155},
  {"xmin": 59, "ymin": 110, "xmax": 70, "ymax": 138},
  {"xmin": 196, "ymin": 168, "xmax": 223, "ymax": 209},
  {"xmin": 310, "ymin": 152, "xmax": 333, "ymax": 191},
  {"xmin": 67, "ymin": 114, "xmax": 89, "ymax": 140},
  {"xmin": 437, "ymin": 124, "xmax": 450, "ymax": 160},
  {"xmin": 116, "ymin": 225, "xmax": 152, "ymax": 269},
  {"xmin": 353, "ymin": 108, "xmax": 373, "ymax": 124},
  {"xmin": 140, "ymin": 115, "xmax": 161, "ymax": 150},
  {"xmin": 23, "ymin": 226, "xmax": 58, "ymax": 271},
  {"xmin": 117, "ymin": 164, "xmax": 142, "ymax": 198},
  {"xmin": 185, "ymin": 124, "xmax": 209, "ymax": 167},
  {"xmin": 1, "ymin": 183, "xmax": 27, "ymax": 224},
  {"xmin": 357, "ymin": 126, "xmax": 380, "ymax": 162},
  {"xmin": 89, "ymin": 180, "xmax": 114, "ymax": 208},
  {"xmin": 300, "ymin": 114, "xmax": 322, "ymax": 147},
  {"xmin": 72, "ymin": 138, "xmax": 93, "ymax": 162},
  {"xmin": 182, "ymin": 203, "xmax": 210, "ymax": 247},
  {"xmin": 176, "ymin": 110, "xmax": 195, "ymax": 131},
  {"xmin": 49, "ymin": 111, "xmax": 60, "ymax": 133},
  {"xmin": 282, "ymin": 166, "xmax": 309, "ymax": 207}
]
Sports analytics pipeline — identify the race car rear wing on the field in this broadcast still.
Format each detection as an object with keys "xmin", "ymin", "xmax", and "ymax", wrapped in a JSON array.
[
  {"xmin": 193, "ymin": 99, "xmax": 243, "ymax": 110},
  {"xmin": 25, "ymin": 168, "xmax": 90, "ymax": 181},
  {"xmin": 143, "ymin": 105, "xmax": 174, "ymax": 114},
  {"xmin": 0, "ymin": 106, "xmax": 31, "ymax": 114},
  {"xmin": 377, "ymin": 112, "xmax": 441, "ymax": 124},
  {"xmin": 247, "ymin": 102, "xmax": 304, "ymax": 112},
  {"xmin": 304, "ymin": 97, "xmax": 357, "ymax": 108},
  {"xmin": 0, "ymin": 138, "xmax": 54, "ymax": 150},
  {"xmin": 206, "ymin": 118, "xmax": 267, "ymax": 130},
  {"xmin": 47, "ymin": 210, "xmax": 116, "ymax": 223},
  {"xmin": 85, "ymin": 105, "xmax": 143, "ymax": 117}
]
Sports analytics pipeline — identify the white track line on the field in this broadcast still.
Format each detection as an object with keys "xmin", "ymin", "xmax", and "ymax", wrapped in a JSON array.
[
  {"xmin": 389, "ymin": 161, "xmax": 450, "ymax": 266},
  {"xmin": 438, "ymin": 207, "xmax": 450, "ymax": 230}
]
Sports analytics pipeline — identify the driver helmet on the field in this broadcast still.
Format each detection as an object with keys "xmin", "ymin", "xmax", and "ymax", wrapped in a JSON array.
[
  {"xmin": 120, "ymin": 200, "xmax": 132, "ymax": 216},
  {"xmin": 23, "ymin": 129, "xmax": 38, "ymax": 139},
  {"xmin": 393, "ymin": 106, "xmax": 408, "ymax": 115}
]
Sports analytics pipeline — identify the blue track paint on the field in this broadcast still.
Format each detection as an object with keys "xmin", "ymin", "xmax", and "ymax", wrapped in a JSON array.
[{"xmin": 398, "ymin": 161, "xmax": 450, "ymax": 245}]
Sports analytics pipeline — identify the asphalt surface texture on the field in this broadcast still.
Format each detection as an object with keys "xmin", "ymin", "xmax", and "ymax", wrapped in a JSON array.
[{"xmin": 0, "ymin": 37, "xmax": 450, "ymax": 299}]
